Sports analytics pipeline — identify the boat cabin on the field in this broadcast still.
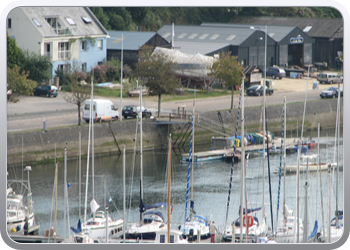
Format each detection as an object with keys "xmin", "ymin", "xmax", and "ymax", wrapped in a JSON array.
[{"xmin": 155, "ymin": 230, "xmax": 188, "ymax": 243}]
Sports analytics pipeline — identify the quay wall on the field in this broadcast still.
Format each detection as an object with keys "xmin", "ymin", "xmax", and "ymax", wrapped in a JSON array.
[{"xmin": 7, "ymin": 99, "xmax": 342, "ymax": 166}]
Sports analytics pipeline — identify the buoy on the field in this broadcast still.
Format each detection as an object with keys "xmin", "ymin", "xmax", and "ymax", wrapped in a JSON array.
[{"xmin": 243, "ymin": 215, "xmax": 254, "ymax": 227}]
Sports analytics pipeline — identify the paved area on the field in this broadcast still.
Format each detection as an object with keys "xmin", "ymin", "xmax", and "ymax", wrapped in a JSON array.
[{"xmin": 268, "ymin": 76, "xmax": 342, "ymax": 92}]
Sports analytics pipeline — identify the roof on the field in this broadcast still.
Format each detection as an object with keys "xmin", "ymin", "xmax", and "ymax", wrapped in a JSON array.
[
  {"xmin": 157, "ymin": 24, "xmax": 259, "ymax": 54},
  {"xmin": 152, "ymin": 47, "xmax": 214, "ymax": 78},
  {"xmin": 20, "ymin": 7, "xmax": 108, "ymax": 37},
  {"xmin": 226, "ymin": 16, "xmax": 343, "ymax": 38},
  {"xmin": 201, "ymin": 23, "xmax": 297, "ymax": 42},
  {"xmin": 107, "ymin": 30, "xmax": 158, "ymax": 51}
]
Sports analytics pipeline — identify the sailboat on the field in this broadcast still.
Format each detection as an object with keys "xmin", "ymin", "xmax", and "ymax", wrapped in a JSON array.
[
  {"xmin": 222, "ymin": 78, "xmax": 267, "ymax": 243},
  {"xmin": 79, "ymin": 76, "xmax": 123, "ymax": 239},
  {"xmin": 319, "ymin": 81, "xmax": 343, "ymax": 243},
  {"xmin": 154, "ymin": 135, "xmax": 188, "ymax": 244},
  {"xmin": 127, "ymin": 86, "xmax": 168, "ymax": 240},
  {"xmin": 7, "ymin": 166, "xmax": 36, "ymax": 235},
  {"xmin": 179, "ymin": 100, "xmax": 210, "ymax": 240},
  {"xmin": 275, "ymin": 97, "xmax": 304, "ymax": 243}
]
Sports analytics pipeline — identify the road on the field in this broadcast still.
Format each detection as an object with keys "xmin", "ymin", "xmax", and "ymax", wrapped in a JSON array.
[{"xmin": 6, "ymin": 78, "xmax": 334, "ymax": 132}]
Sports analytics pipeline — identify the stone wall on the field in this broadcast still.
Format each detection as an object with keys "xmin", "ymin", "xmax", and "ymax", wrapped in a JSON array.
[{"xmin": 7, "ymin": 99, "xmax": 342, "ymax": 166}]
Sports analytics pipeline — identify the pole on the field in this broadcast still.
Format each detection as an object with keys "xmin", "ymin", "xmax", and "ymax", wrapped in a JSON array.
[
  {"xmin": 262, "ymin": 25, "xmax": 267, "ymax": 229},
  {"xmin": 239, "ymin": 77, "xmax": 245, "ymax": 242},
  {"xmin": 336, "ymin": 81, "xmax": 340, "ymax": 228},
  {"xmin": 54, "ymin": 162, "xmax": 58, "ymax": 243},
  {"xmin": 190, "ymin": 99, "xmax": 195, "ymax": 223},
  {"xmin": 79, "ymin": 132, "xmax": 81, "ymax": 220},
  {"xmin": 167, "ymin": 135, "xmax": 172, "ymax": 243},
  {"xmin": 283, "ymin": 96, "xmax": 287, "ymax": 228},
  {"xmin": 123, "ymin": 146, "xmax": 126, "ymax": 242},
  {"xmin": 106, "ymin": 204, "xmax": 109, "ymax": 243},
  {"xmin": 120, "ymin": 34, "xmax": 123, "ymax": 121},
  {"xmin": 64, "ymin": 146, "xmax": 67, "ymax": 242},
  {"xmin": 139, "ymin": 86, "xmax": 143, "ymax": 222}
]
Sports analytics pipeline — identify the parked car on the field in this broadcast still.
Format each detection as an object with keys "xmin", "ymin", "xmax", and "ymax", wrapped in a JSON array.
[
  {"xmin": 265, "ymin": 67, "xmax": 286, "ymax": 79},
  {"xmin": 246, "ymin": 85, "xmax": 274, "ymax": 96},
  {"xmin": 122, "ymin": 105, "xmax": 152, "ymax": 119},
  {"xmin": 33, "ymin": 85, "xmax": 58, "ymax": 97},
  {"xmin": 317, "ymin": 72, "xmax": 341, "ymax": 84},
  {"xmin": 336, "ymin": 87, "xmax": 343, "ymax": 97},
  {"xmin": 320, "ymin": 87, "xmax": 338, "ymax": 98}
]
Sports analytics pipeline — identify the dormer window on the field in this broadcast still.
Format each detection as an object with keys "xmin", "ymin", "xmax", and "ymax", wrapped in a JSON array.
[{"xmin": 45, "ymin": 17, "xmax": 61, "ymax": 33}]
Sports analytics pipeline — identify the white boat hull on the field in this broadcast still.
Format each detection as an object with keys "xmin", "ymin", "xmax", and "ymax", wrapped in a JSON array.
[{"xmin": 284, "ymin": 162, "xmax": 337, "ymax": 173}]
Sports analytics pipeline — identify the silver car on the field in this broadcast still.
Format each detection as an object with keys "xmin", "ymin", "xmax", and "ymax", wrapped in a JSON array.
[{"xmin": 320, "ymin": 87, "xmax": 338, "ymax": 98}]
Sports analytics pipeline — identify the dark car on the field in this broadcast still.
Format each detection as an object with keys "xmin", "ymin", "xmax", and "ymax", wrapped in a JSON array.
[
  {"xmin": 246, "ymin": 85, "xmax": 274, "ymax": 96},
  {"xmin": 320, "ymin": 87, "xmax": 338, "ymax": 99},
  {"xmin": 122, "ymin": 105, "xmax": 152, "ymax": 119},
  {"xmin": 337, "ymin": 87, "xmax": 343, "ymax": 97},
  {"xmin": 33, "ymin": 85, "xmax": 58, "ymax": 97},
  {"xmin": 265, "ymin": 67, "xmax": 286, "ymax": 79}
]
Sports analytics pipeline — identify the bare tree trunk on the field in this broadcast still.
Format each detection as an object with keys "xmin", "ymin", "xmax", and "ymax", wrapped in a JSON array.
[
  {"xmin": 158, "ymin": 93, "xmax": 161, "ymax": 118},
  {"xmin": 231, "ymin": 88, "xmax": 234, "ymax": 110},
  {"xmin": 78, "ymin": 103, "xmax": 81, "ymax": 126}
]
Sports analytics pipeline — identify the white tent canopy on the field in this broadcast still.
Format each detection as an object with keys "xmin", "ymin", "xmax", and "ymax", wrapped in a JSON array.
[{"xmin": 152, "ymin": 47, "xmax": 215, "ymax": 79}]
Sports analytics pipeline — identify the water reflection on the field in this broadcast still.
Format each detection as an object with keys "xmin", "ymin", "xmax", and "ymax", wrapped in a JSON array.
[{"xmin": 7, "ymin": 129, "xmax": 343, "ymax": 238}]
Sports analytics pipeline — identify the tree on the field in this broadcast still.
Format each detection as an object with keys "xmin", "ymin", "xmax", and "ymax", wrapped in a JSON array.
[
  {"xmin": 7, "ymin": 33, "xmax": 24, "ymax": 69},
  {"xmin": 135, "ymin": 46, "xmax": 178, "ymax": 117},
  {"xmin": 61, "ymin": 62, "xmax": 90, "ymax": 125},
  {"xmin": 7, "ymin": 65, "xmax": 37, "ymax": 102},
  {"xmin": 19, "ymin": 51, "xmax": 52, "ymax": 83},
  {"xmin": 208, "ymin": 52, "xmax": 245, "ymax": 109},
  {"xmin": 63, "ymin": 82, "xmax": 90, "ymax": 125}
]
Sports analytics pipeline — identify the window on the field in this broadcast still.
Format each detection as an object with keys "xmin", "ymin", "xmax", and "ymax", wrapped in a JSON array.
[
  {"xmin": 81, "ymin": 17, "xmax": 92, "ymax": 23},
  {"xmin": 170, "ymin": 235, "xmax": 175, "ymax": 243},
  {"xmin": 82, "ymin": 63, "xmax": 87, "ymax": 73},
  {"xmin": 7, "ymin": 18, "xmax": 11, "ymax": 28},
  {"xmin": 97, "ymin": 40, "xmax": 103, "ymax": 50},
  {"xmin": 81, "ymin": 40, "xmax": 87, "ymax": 51},
  {"xmin": 84, "ymin": 104, "xmax": 95, "ymax": 111},
  {"xmin": 58, "ymin": 63, "xmax": 71, "ymax": 72},
  {"xmin": 33, "ymin": 19, "xmax": 41, "ymax": 27},
  {"xmin": 45, "ymin": 17, "xmax": 61, "ymax": 32},
  {"xmin": 159, "ymin": 235, "xmax": 165, "ymax": 243},
  {"xmin": 66, "ymin": 17, "xmax": 75, "ymax": 25},
  {"xmin": 58, "ymin": 42, "xmax": 70, "ymax": 59}
]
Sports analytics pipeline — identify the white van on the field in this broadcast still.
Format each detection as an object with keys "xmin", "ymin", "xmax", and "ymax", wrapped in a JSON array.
[
  {"xmin": 83, "ymin": 99, "xmax": 119, "ymax": 122},
  {"xmin": 317, "ymin": 72, "xmax": 341, "ymax": 84}
]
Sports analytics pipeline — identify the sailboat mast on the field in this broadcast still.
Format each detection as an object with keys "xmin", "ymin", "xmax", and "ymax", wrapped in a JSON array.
[
  {"xmin": 64, "ymin": 146, "xmax": 67, "ymax": 241},
  {"xmin": 224, "ymin": 80, "xmax": 242, "ymax": 234},
  {"xmin": 123, "ymin": 146, "xmax": 126, "ymax": 242},
  {"xmin": 276, "ymin": 96, "xmax": 286, "ymax": 234},
  {"xmin": 139, "ymin": 86, "xmax": 143, "ymax": 221},
  {"xmin": 283, "ymin": 96, "xmax": 287, "ymax": 227},
  {"xmin": 167, "ymin": 135, "xmax": 172, "ymax": 243},
  {"xmin": 190, "ymin": 99, "xmax": 195, "ymax": 222},
  {"xmin": 336, "ymin": 81, "xmax": 341, "ymax": 227},
  {"xmin": 239, "ymin": 78, "xmax": 245, "ymax": 242},
  {"xmin": 92, "ymin": 79, "xmax": 95, "ymax": 203},
  {"xmin": 84, "ymin": 75, "xmax": 94, "ymax": 224},
  {"xmin": 54, "ymin": 162, "xmax": 58, "ymax": 243}
]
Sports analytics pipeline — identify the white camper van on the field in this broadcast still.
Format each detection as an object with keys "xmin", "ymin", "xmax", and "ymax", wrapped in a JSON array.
[{"xmin": 83, "ymin": 99, "xmax": 119, "ymax": 122}]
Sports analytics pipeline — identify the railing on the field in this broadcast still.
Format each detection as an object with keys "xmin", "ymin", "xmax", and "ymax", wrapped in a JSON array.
[{"xmin": 154, "ymin": 111, "xmax": 233, "ymax": 137}]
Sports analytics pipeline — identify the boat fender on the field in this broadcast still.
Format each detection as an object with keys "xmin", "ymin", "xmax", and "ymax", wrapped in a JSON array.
[{"xmin": 243, "ymin": 215, "xmax": 254, "ymax": 227}]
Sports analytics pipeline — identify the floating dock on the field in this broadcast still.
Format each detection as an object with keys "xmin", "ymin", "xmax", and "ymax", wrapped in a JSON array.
[{"xmin": 181, "ymin": 137, "xmax": 301, "ymax": 163}]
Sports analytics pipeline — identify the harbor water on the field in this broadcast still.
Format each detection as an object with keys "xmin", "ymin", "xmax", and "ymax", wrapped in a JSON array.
[{"xmin": 7, "ymin": 129, "xmax": 343, "ymax": 239}]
